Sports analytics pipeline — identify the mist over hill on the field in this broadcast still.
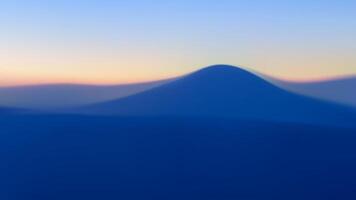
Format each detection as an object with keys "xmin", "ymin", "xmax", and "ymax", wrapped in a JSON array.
[{"xmin": 273, "ymin": 76, "xmax": 356, "ymax": 108}]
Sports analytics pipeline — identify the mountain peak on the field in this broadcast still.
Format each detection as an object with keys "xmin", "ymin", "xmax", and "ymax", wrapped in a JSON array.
[
  {"xmin": 202, "ymin": 64, "xmax": 239, "ymax": 70},
  {"xmin": 195, "ymin": 64, "xmax": 248, "ymax": 74},
  {"xmin": 182, "ymin": 64, "xmax": 261, "ymax": 84}
]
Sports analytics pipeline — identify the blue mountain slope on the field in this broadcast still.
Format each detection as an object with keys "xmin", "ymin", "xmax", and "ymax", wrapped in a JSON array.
[{"xmin": 83, "ymin": 65, "xmax": 356, "ymax": 127}]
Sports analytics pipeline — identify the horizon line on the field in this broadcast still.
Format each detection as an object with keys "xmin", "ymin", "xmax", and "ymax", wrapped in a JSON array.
[{"xmin": 1, "ymin": 65, "xmax": 355, "ymax": 87}]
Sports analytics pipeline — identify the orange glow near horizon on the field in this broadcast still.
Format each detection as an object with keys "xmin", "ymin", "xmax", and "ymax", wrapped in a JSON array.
[{"xmin": 2, "ymin": 62, "xmax": 355, "ymax": 87}]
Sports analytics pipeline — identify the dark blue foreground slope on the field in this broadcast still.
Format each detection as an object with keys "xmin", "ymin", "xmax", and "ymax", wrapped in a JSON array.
[{"xmin": 1, "ymin": 115, "xmax": 356, "ymax": 200}]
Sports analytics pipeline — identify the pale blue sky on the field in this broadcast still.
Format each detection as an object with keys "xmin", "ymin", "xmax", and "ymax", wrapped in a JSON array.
[{"xmin": 1, "ymin": 0, "xmax": 356, "ymax": 85}]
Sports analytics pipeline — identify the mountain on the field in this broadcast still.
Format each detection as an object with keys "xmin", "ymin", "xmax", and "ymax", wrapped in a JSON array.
[
  {"xmin": 273, "ymin": 77, "xmax": 356, "ymax": 108},
  {"xmin": 0, "ymin": 79, "xmax": 172, "ymax": 110},
  {"xmin": 82, "ymin": 65, "xmax": 356, "ymax": 127}
]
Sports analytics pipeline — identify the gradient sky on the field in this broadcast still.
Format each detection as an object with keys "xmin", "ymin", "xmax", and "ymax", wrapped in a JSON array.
[{"xmin": 1, "ymin": 0, "xmax": 356, "ymax": 86}]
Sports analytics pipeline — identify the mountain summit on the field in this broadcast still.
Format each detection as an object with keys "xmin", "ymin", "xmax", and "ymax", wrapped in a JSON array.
[{"xmin": 82, "ymin": 65, "xmax": 356, "ymax": 127}]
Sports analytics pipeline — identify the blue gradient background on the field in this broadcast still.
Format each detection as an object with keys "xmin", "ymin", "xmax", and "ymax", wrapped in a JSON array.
[{"xmin": 1, "ymin": 0, "xmax": 356, "ymax": 85}]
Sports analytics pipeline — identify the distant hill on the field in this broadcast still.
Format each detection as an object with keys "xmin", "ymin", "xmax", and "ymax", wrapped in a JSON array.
[
  {"xmin": 0, "ymin": 79, "xmax": 172, "ymax": 110},
  {"xmin": 0, "ymin": 106, "xmax": 23, "ymax": 115},
  {"xmin": 273, "ymin": 77, "xmax": 356, "ymax": 108},
  {"xmin": 82, "ymin": 65, "xmax": 356, "ymax": 127}
]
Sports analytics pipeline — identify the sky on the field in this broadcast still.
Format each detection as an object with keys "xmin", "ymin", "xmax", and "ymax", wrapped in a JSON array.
[{"xmin": 1, "ymin": 0, "xmax": 356, "ymax": 86}]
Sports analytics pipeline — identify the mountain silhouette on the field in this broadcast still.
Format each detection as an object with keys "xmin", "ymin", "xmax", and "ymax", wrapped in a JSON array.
[
  {"xmin": 273, "ymin": 77, "xmax": 356, "ymax": 108},
  {"xmin": 82, "ymin": 65, "xmax": 356, "ymax": 127}
]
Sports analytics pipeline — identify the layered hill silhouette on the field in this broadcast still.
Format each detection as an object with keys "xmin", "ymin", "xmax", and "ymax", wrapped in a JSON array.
[
  {"xmin": 82, "ymin": 65, "xmax": 356, "ymax": 127},
  {"xmin": 0, "ymin": 79, "xmax": 172, "ymax": 109},
  {"xmin": 274, "ymin": 77, "xmax": 356, "ymax": 108}
]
